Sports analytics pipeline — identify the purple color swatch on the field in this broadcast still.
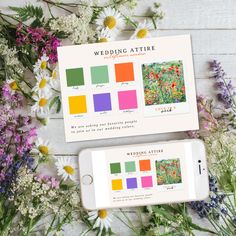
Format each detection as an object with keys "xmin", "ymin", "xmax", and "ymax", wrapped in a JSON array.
[
  {"xmin": 93, "ymin": 93, "xmax": 112, "ymax": 112},
  {"xmin": 126, "ymin": 177, "xmax": 138, "ymax": 189}
]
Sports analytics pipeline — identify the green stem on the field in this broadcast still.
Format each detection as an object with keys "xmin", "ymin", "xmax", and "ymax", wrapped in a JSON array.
[
  {"xmin": 26, "ymin": 218, "xmax": 33, "ymax": 235},
  {"xmin": 0, "ymin": 12, "xmax": 28, "ymax": 27},
  {"xmin": 46, "ymin": 3, "xmax": 55, "ymax": 19},
  {"xmin": 121, "ymin": 14, "xmax": 137, "ymax": 28}
]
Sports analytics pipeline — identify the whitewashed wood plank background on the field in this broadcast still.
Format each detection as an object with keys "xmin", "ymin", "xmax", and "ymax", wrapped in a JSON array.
[{"xmin": 1, "ymin": 0, "xmax": 236, "ymax": 235}]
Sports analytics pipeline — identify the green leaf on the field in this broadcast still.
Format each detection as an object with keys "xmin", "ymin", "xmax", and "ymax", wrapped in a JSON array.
[
  {"xmin": 49, "ymin": 96, "xmax": 61, "ymax": 113},
  {"xmin": 9, "ymin": 5, "xmax": 43, "ymax": 22}
]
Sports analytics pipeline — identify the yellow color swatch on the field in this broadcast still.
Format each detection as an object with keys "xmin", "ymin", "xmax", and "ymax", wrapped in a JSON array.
[
  {"xmin": 112, "ymin": 179, "xmax": 123, "ymax": 190},
  {"xmin": 68, "ymin": 95, "xmax": 87, "ymax": 114}
]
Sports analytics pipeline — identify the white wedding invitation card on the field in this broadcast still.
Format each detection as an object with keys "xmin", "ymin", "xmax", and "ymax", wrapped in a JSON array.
[{"xmin": 58, "ymin": 35, "xmax": 199, "ymax": 142}]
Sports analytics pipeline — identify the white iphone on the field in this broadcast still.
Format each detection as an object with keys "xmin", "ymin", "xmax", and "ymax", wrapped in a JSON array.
[{"xmin": 78, "ymin": 139, "xmax": 209, "ymax": 210}]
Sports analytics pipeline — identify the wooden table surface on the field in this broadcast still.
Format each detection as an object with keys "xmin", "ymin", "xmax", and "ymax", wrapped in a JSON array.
[{"xmin": 1, "ymin": 0, "xmax": 236, "ymax": 235}]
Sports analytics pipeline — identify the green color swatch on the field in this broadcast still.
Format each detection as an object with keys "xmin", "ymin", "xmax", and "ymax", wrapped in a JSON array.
[
  {"xmin": 110, "ymin": 163, "xmax": 121, "ymax": 174},
  {"xmin": 66, "ymin": 68, "xmax": 84, "ymax": 87},
  {"xmin": 125, "ymin": 161, "xmax": 136, "ymax": 173},
  {"xmin": 90, "ymin": 65, "xmax": 109, "ymax": 84}
]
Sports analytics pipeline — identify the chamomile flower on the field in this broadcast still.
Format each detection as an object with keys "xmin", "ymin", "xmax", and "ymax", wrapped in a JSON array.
[
  {"xmin": 34, "ymin": 137, "xmax": 54, "ymax": 158},
  {"xmin": 97, "ymin": 27, "xmax": 113, "ymax": 43},
  {"xmin": 55, "ymin": 157, "xmax": 78, "ymax": 182},
  {"xmin": 49, "ymin": 68, "xmax": 60, "ymax": 90},
  {"xmin": 130, "ymin": 20, "xmax": 152, "ymax": 39},
  {"xmin": 95, "ymin": 7, "xmax": 124, "ymax": 33},
  {"xmin": 32, "ymin": 73, "xmax": 51, "ymax": 93},
  {"xmin": 88, "ymin": 209, "xmax": 112, "ymax": 235},
  {"xmin": 31, "ymin": 91, "xmax": 51, "ymax": 116},
  {"xmin": 33, "ymin": 54, "xmax": 49, "ymax": 74}
]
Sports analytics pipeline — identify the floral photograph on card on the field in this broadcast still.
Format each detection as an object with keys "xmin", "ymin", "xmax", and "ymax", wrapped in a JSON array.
[
  {"xmin": 155, "ymin": 159, "xmax": 182, "ymax": 185},
  {"xmin": 142, "ymin": 60, "xmax": 186, "ymax": 106}
]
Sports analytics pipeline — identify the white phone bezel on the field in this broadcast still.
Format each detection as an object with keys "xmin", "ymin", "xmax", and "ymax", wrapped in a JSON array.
[
  {"xmin": 191, "ymin": 139, "xmax": 209, "ymax": 200},
  {"xmin": 78, "ymin": 149, "xmax": 96, "ymax": 210}
]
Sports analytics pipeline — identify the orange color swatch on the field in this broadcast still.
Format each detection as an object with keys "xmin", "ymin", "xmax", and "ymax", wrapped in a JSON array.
[
  {"xmin": 115, "ymin": 62, "xmax": 134, "ymax": 83},
  {"xmin": 139, "ymin": 159, "xmax": 151, "ymax": 171}
]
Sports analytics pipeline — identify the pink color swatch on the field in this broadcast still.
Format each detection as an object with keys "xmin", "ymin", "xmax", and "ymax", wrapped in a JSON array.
[
  {"xmin": 141, "ymin": 176, "xmax": 153, "ymax": 188},
  {"xmin": 118, "ymin": 90, "xmax": 138, "ymax": 110}
]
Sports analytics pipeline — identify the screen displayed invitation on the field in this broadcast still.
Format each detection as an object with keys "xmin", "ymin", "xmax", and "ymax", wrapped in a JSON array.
[
  {"xmin": 57, "ymin": 35, "xmax": 199, "ymax": 142},
  {"xmin": 90, "ymin": 142, "xmax": 196, "ymax": 208}
]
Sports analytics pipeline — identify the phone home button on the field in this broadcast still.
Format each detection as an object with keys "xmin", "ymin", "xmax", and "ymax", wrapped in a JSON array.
[{"xmin": 82, "ymin": 175, "xmax": 93, "ymax": 185}]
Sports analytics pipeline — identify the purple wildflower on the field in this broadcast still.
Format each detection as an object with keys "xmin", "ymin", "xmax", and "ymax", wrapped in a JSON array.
[
  {"xmin": 210, "ymin": 60, "xmax": 236, "ymax": 110},
  {"xmin": 0, "ymin": 86, "xmax": 37, "ymax": 197},
  {"xmin": 35, "ymin": 174, "xmax": 60, "ymax": 189},
  {"xmin": 189, "ymin": 176, "xmax": 226, "ymax": 219},
  {"xmin": 1, "ymin": 83, "xmax": 23, "ymax": 108},
  {"xmin": 16, "ymin": 24, "xmax": 61, "ymax": 64}
]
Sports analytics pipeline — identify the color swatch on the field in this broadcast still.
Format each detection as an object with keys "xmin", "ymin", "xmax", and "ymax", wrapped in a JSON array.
[
  {"xmin": 110, "ymin": 163, "xmax": 121, "ymax": 174},
  {"xmin": 141, "ymin": 176, "xmax": 153, "ymax": 188},
  {"xmin": 112, "ymin": 179, "xmax": 123, "ymax": 190},
  {"xmin": 125, "ymin": 161, "xmax": 136, "ymax": 173},
  {"xmin": 139, "ymin": 159, "xmax": 151, "ymax": 171},
  {"xmin": 68, "ymin": 95, "xmax": 87, "ymax": 114},
  {"xmin": 118, "ymin": 90, "xmax": 138, "ymax": 110},
  {"xmin": 66, "ymin": 68, "xmax": 84, "ymax": 87},
  {"xmin": 93, "ymin": 93, "xmax": 112, "ymax": 112},
  {"xmin": 115, "ymin": 62, "xmax": 135, "ymax": 83},
  {"xmin": 126, "ymin": 178, "xmax": 137, "ymax": 189},
  {"xmin": 91, "ymin": 65, "xmax": 109, "ymax": 84}
]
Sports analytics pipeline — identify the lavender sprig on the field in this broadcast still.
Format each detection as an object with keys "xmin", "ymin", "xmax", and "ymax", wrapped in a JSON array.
[
  {"xmin": 210, "ymin": 60, "xmax": 236, "ymax": 111},
  {"xmin": 189, "ymin": 175, "xmax": 236, "ymax": 234}
]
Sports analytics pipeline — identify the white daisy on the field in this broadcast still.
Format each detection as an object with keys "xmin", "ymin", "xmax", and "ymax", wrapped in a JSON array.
[
  {"xmin": 97, "ymin": 27, "xmax": 114, "ymax": 43},
  {"xmin": 55, "ymin": 157, "xmax": 78, "ymax": 182},
  {"xmin": 33, "ymin": 54, "xmax": 49, "ymax": 74},
  {"xmin": 32, "ymin": 73, "xmax": 51, "ymax": 93},
  {"xmin": 34, "ymin": 137, "xmax": 54, "ymax": 158},
  {"xmin": 88, "ymin": 209, "xmax": 112, "ymax": 235},
  {"xmin": 95, "ymin": 7, "xmax": 124, "ymax": 33},
  {"xmin": 130, "ymin": 20, "xmax": 152, "ymax": 39},
  {"xmin": 31, "ymin": 91, "xmax": 52, "ymax": 116},
  {"xmin": 49, "ymin": 68, "xmax": 60, "ymax": 91}
]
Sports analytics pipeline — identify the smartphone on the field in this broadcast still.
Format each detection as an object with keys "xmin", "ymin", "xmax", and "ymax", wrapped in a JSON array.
[{"xmin": 78, "ymin": 139, "xmax": 209, "ymax": 210}]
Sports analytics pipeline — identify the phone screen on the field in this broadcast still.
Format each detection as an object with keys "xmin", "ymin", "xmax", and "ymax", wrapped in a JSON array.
[{"xmin": 90, "ymin": 142, "xmax": 197, "ymax": 208}]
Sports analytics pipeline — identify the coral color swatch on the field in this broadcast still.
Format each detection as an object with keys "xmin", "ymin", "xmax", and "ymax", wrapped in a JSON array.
[
  {"xmin": 139, "ymin": 159, "xmax": 151, "ymax": 171},
  {"xmin": 115, "ymin": 62, "xmax": 135, "ymax": 83}
]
